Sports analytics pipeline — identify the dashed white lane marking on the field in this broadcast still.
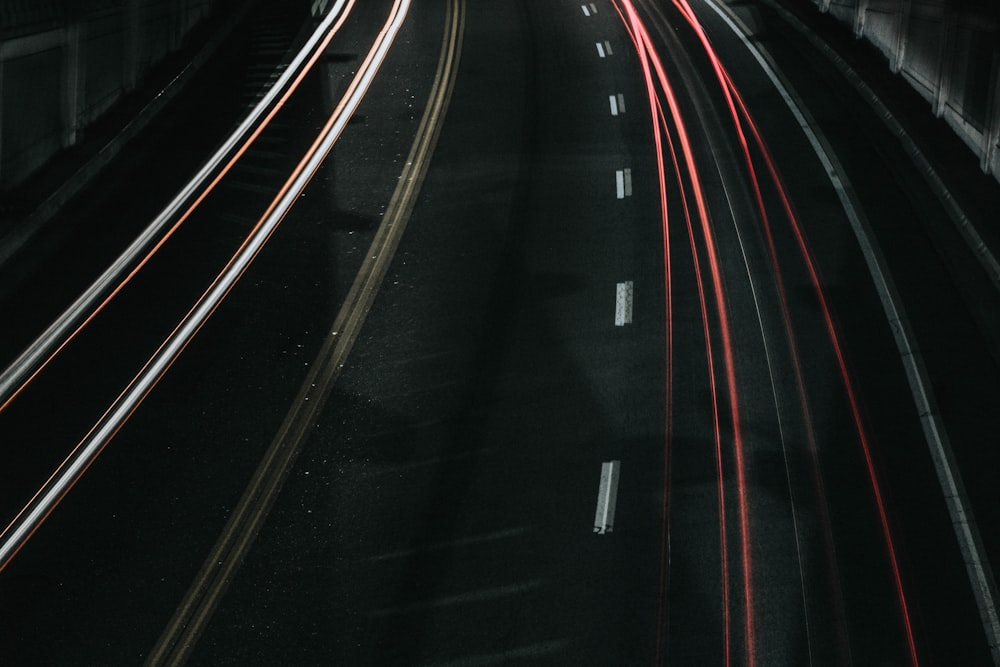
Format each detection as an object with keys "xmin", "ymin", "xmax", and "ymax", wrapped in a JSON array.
[
  {"xmin": 596, "ymin": 41, "xmax": 606, "ymax": 58},
  {"xmin": 590, "ymin": 2, "xmax": 598, "ymax": 13},
  {"xmin": 604, "ymin": 40, "xmax": 613, "ymax": 55},
  {"xmin": 581, "ymin": 4, "xmax": 591, "ymax": 16},
  {"xmin": 609, "ymin": 93, "xmax": 625, "ymax": 116},
  {"xmin": 615, "ymin": 167, "xmax": 632, "ymax": 199},
  {"xmin": 615, "ymin": 281, "xmax": 634, "ymax": 326},
  {"xmin": 594, "ymin": 460, "xmax": 621, "ymax": 534}
]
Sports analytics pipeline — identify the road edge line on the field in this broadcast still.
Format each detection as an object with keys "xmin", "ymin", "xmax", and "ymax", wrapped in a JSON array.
[{"xmin": 698, "ymin": 1, "xmax": 1000, "ymax": 662}]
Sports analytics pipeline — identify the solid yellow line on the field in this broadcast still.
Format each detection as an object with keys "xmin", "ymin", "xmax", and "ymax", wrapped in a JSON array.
[{"xmin": 144, "ymin": 1, "xmax": 464, "ymax": 664}]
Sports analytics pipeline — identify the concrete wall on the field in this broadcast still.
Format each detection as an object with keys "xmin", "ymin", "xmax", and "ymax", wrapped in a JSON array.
[
  {"xmin": 816, "ymin": 0, "xmax": 1000, "ymax": 181},
  {"xmin": 0, "ymin": 0, "xmax": 217, "ymax": 191}
]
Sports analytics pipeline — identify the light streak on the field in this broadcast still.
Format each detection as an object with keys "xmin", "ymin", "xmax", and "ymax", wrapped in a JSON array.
[
  {"xmin": 654, "ymin": 0, "xmax": 849, "ymax": 660},
  {"xmin": 622, "ymin": 5, "xmax": 755, "ymax": 664},
  {"xmin": 651, "ymin": 0, "xmax": 919, "ymax": 661},
  {"xmin": 659, "ymin": 96, "xmax": 735, "ymax": 667},
  {"xmin": 146, "ymin": 0, "xmax": 462, "ymax": 660},
  {"xmin": 0, "ymin": 0, "xmax": 410, "ymax": 575},
  {"xmin": 737, "ymin": 83, "xmax": 920, "ymax": 665},
  {"xmin": 612, "ymin": 2, "xmax": 738, "ymax": 663},
  {"xmin": 632, "ymin": 23, "xmax": 676, "ymax": 667},
  {"xmin": 0, "ymin": 0, "xmax": 358, "ymax": 415}
]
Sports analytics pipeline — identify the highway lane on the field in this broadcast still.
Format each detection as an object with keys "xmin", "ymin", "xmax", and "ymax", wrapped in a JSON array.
[
  {"xmin": 184, "ymin": 0, "xmax": 673, "ymax": 663},
  {"xmin": 187, "ymin": 0, "xmax": 669, "ymax": 663},
  {"xmin": 176, "ymin": 0, "xmax": 994, "ymax": 664},
  {"xmin": 684, "ymin": 0, "xmax": 1000, "ymax": 663},
  {"xmin": 0, "ymin": 0, "xmax": 998, "ymax": 664}
]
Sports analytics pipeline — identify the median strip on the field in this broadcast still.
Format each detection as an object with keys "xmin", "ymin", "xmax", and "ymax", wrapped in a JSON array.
[{"xmin": 145, "ymin": 0, "xmax": 465, "ymax": 663}]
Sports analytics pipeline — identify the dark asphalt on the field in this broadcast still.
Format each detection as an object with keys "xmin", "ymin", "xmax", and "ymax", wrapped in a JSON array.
[{"xmin": 0, "ymin": 0, "xmax": 998, "ymax": 665}]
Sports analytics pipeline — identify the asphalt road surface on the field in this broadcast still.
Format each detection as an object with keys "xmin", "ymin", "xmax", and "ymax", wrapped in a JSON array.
[{"xmin": 0, "ymin": 0, "xmax": 998, "ymax": 665}]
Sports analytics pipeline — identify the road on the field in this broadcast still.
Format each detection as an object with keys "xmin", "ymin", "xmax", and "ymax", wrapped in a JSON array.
[{"xmin": 0, "ymin": 0, "xmax": 997, "ymax": 664}]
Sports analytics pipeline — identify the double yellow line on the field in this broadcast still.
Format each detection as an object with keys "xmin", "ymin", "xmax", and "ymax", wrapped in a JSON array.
[{"xmin": 145, "ymin": 0, "xmax": 465, "ymax": 663}]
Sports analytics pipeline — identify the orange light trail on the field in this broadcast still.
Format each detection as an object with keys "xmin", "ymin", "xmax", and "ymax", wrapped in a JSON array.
[
  {"xmin": 659, "ymin": 94, "xmax": 733, "ymax": 667},
  {"xmin": 613, "ymin": 2, "xmax": 745, "ymax": 663},
  {"xmin": 661, "ymin": 1, "xmax": 850, "ymax": 659},
  {"xmin": 0, "ymin": 0, "xmax": 358, "ymax": 416},
  {"xmin": 0, "ymin": 0, "xmax": 408, "ymax": 574},
  {"xmin": 625, "ymin": 7, "xmax": 755, "ymax": 667}
]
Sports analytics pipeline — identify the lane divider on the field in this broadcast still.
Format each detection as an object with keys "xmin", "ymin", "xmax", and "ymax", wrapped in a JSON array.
[
  {"xmin": 615, "ymin": 281, "xmax": 634, "ymax": 326},
  {"xmin": 615, "ymin": 167, "xmax": 633, "ymax": 198},
  {"xmin": 594, "ymin": 460, "xmax": 621, "ymax": 534},
  {"xmin": 609, "ymin": 93, "xmax": 626, "ymax": 116},
  {"xmin": 143, "ymin": 0, "xmax": 465, "ymax": 662}
]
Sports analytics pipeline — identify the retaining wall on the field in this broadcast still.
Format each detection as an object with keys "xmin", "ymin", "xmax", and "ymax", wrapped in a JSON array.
[{"xmin": 0, "ymin": 0, "xmax": 217, "ymax": 191}]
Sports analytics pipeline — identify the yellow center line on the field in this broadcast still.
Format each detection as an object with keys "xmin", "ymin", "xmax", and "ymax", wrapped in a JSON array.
[{"xmin": 144, "ymin": 1, "xmax": 465, "ymax": 664}]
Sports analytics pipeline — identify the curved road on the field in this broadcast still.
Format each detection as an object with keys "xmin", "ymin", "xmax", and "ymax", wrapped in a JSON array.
[{"xmin": 0, "ymin": 0, "xmax": 997, "ymax": 664}]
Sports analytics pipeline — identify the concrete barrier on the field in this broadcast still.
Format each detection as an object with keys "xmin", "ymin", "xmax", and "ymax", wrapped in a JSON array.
[
  {"xmin": 819, "ymin": 0, "xmax": 999, "ymax": 181},
  {"xmin": 0, "ymin": 0, "xmax": 217, "ymax": 192}
]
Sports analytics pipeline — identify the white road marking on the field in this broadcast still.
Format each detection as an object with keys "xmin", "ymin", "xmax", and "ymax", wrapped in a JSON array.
[
  {"xmin": 604, "ymin": 40, "xmax": 613, "ymax": 55},
  {"xmin": 624, "ymin": 167, "xmax": 632, "ymax": 196},
  {"xmin": 609, "ymin": 93, "xmax": 625, "ymax": 116},
  {"xmin": 596, "ymin": 42, "xmax": 606, "ymax": 58},
  {"xmin": 615, "ymin": 281, "xmax": 633, "ymax": 326},
  {"xmin": 594, "ymin": 460, "xmax": 620, "ymax": 534},
  {"xmin": 589, "ymin": 2, "xmax": 598, "ymax": 13},
  {"xmin": 615, "ymin": 169, "xmax": 625, "ymax": 199},
  {"xmin": 581, "ymin": 4, "xmax": 590, "ymax": 16}
]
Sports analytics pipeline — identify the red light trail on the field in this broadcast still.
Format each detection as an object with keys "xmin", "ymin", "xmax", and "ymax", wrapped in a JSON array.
[
  {"xmin": 614, "ymin": 1, "xmax": 750, "ymax": 663},
  {"xmin": 669, "ymin": 0, "xmax": 919, "ymax": 661},
  {"xmin": 614, "ymin": 0, "xmax": 920, "ymax": 664}
]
